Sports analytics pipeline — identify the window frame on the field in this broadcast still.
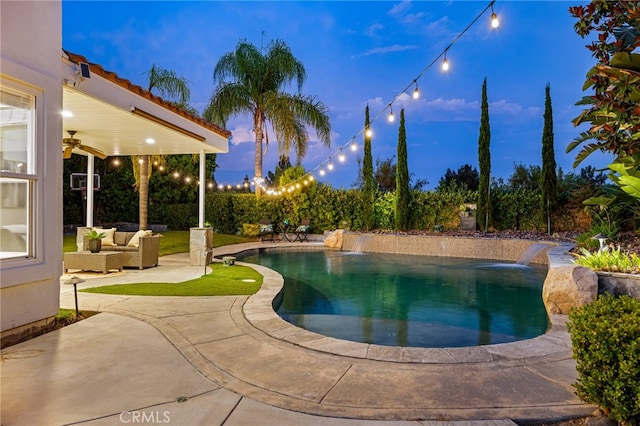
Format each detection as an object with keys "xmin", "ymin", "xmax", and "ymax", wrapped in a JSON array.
[{"xmin": 0, "ymin": 83, "xmax": 38, "ymax": 261}]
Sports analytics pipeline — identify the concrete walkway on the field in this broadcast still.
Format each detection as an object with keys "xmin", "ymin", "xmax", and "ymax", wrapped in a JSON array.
[{"xmin": 1, "ymin": 243, "xmax": 594, "ymax": 425}]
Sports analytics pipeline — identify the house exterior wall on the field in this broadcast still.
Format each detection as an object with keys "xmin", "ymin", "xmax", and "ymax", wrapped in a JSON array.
[{"xmin": 1, "ymin": 1, "xmax": 63, "ymax": 338}]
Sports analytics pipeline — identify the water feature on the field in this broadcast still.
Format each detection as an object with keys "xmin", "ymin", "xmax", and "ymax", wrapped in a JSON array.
[
  {"xmin": 351, "ymin": 235, "xmax": 371, "ymax": 253},
  {"xmin": 516, "ymin": 243, "xmax": 549, "ymax": 265},
  {"xmin": 238, "ymin": 250, "xmax": 549, "ymax": 348}
]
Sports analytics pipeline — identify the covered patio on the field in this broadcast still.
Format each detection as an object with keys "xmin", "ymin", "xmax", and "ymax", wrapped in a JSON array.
[{"xmin": 61, "ymin": 51, "xmax": 231, "ymax": 258}]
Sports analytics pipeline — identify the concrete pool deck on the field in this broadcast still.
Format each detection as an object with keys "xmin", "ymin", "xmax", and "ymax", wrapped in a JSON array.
[{"xmin": 0, "ymin": 240, "xmax": 594, "ymax": 425}]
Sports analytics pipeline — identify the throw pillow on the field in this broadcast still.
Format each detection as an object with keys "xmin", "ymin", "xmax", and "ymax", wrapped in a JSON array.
[
  {"xmin": 127, "ymin": 230, "xmax": 152, "ymax": 247},
  {"xmin": 99, "ymin": 227, "xmax": 117, "ymax": 246}
]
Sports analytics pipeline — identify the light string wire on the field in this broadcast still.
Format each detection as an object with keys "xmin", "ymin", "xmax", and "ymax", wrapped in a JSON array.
[{"xmin": 258, "ymin": 0, "xmax": 498, "ymax": 195}]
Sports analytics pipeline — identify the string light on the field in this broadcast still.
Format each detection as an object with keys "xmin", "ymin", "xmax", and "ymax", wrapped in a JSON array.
[
  {"xmin": 490, "ymin": 4, "xmax": 499, "ymax": 28},
  {"xmin": 338, "ymin": 148, "xmax": 346, "ymax": 162},
  {"xmin": 442, "ymin": 53, "xmax": 450, "ymax": 71},
  {"xmin": 327, "ymin": 158, "xmax": 334, "ymax": 171},
  {"xmin": 388, "ymin": 105, "xmax": 395, "ymax": 123},
  {"xmin": 365, "ymin": 127, "xmax": 373, "ymax": 138},
  {"xmin": 412, "ymin": 82, "xmax": 420, "ymax": 99},
  {"xmin": 350, "ymin": 140, "xmax": 357, "ymax": 152}
]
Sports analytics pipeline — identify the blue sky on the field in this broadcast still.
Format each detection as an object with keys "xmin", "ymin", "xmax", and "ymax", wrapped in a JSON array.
[{"xmin": 62, "ymin": 0, "xmax": 609, "ymax": 190}]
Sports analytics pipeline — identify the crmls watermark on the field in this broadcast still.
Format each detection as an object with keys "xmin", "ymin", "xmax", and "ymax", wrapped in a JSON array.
[{"xmin": 119, "ymin": 410, "xmax": 171, "ymax": 424}]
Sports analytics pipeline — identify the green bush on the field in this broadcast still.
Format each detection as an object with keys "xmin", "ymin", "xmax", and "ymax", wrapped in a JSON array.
[
  {"xmin": 568, "ymin": 294, "xmax": 640, "ymax": 425},
  {"xmin": 573, "ymin": 246, "xmax": 640, "ymax": 274},
  {"xmin": 242, "ymin": 223, "xmax": 260, "ymax": 237}
]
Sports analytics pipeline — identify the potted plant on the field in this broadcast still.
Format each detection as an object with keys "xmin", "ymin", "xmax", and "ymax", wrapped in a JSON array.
[{"xmin": 86, "ymin": 229, "xmax": 105, "ymax": 253}]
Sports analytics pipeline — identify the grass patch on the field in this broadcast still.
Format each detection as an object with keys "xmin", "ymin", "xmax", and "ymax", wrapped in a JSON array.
[
  {"xmin": 63, "ymin": 231, "xmax": 256, "ymax": 255},
  {"xmin": 80, "ymin": 263, "xmax": 263, "ymax": 296}
]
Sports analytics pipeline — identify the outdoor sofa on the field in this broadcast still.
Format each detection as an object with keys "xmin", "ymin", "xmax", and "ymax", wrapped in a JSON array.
[{"xmin": 81, "ymin": 228, "xmax": 160, "ymax": 269}]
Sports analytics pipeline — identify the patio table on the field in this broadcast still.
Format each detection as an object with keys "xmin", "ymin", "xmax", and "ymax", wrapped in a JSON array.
[{"xmin": 64, "ymin": 251, "xmax": 124, "ymax": 274}]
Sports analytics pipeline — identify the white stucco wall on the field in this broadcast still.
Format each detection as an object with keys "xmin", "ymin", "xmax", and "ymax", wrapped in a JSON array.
[{"xmin": 1, "ymin": 1, "xmax": 63, "ymax": 334}]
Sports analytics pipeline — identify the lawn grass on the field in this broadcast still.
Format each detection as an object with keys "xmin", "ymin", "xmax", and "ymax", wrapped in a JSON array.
[
  {"xmin": 63, "ymin": 230, "xmax": 256, "ymax": 255},
  {"xmin": 80, "ymin": 263, "xmax": 263, "ymax": 296}
]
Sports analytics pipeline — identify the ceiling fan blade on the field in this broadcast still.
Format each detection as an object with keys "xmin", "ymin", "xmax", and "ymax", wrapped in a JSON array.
[
  {"xmin": 79, "ymin": 144, "xmax": 107, "ymax": 160},
  {"xmin": 63, "ymin": 146, "xmax": 73, "ymax": 159}
]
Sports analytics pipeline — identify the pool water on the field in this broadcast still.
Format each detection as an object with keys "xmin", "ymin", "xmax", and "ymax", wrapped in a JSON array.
[{"xmin": 239, "ymin": 250, "xmax": 550, "ymax": 348}]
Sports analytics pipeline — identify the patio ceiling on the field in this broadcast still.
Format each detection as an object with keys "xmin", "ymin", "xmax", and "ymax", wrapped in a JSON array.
[{"xmin": 62, "ymin": 51, "xmax": 230, "ymax": 158}]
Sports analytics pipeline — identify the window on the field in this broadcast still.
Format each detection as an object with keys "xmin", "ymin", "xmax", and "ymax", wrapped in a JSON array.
[{"xmin": 0, "ymin": 86, "xmax": 35, "ymax": 259}]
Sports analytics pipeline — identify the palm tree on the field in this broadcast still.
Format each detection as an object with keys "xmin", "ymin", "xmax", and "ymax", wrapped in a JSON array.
[
  {"xmin": 134, "ymin": 64, "xmax": 191, "ymax": 230},
  {"xmin": 205, "ymin": 39, "xmax": 331, "ymax": 197}
]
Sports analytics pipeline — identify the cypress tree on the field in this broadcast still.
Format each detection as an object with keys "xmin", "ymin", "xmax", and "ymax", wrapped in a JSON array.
[
  {"xmin": 395, "ymin": 108, "xmax": 410, "ymax": 231},
  {"xmin": 362, "ymin": 105, "xmax": 375, "ymax": 230},
  {"xmin": 477, "ymin": 77, "xmax": 491, "ymax": 232},
  {"xmin": 540, "ymin": 84, "xmax": 557, "ymax": 234}
]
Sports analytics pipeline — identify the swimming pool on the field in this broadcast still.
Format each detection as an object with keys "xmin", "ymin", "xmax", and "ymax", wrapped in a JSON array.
[{"xmin": 238, "ymin": 249, "xmax": 549, "ymax": 348}]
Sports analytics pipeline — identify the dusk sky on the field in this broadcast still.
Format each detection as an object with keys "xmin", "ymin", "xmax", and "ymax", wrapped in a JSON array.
[{"xmin": 62, "ymin": 0, "xmax": 608, "ymax": 190}]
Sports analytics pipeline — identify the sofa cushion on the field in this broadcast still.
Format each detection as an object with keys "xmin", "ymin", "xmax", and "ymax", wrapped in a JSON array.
[
  {"xmin": 127, "ymin": 230, "xmax": 153, "ymax": 247},
  {"xmin": 113, "ymin": 232, "xmax": 129, "ymax": 247}
]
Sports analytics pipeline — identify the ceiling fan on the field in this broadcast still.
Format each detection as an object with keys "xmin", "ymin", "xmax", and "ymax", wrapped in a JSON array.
[{"xmin": 62, "ymin": 130, "xmax": 107, "ymax": 160}]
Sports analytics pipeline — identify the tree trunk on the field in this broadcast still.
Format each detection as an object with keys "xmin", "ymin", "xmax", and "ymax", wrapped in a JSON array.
[
  {"xmin": 254, "ymin": 110, "xmax": 264, "ymax": 198},
  {"xmin": 139, "ymin": 155, "xmax": 149, "ymax": 230}
]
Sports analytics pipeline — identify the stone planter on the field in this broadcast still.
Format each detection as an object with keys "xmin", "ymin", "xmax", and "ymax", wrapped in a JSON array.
[{"xmin": 459, "ymin": 215, "xmax": 476, "ymax": 231}]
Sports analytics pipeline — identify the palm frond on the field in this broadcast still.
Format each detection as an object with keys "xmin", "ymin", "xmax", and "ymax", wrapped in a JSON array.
[{"xmin": 146, "ymin": 64, "xmax": 190, "ymax": 105}]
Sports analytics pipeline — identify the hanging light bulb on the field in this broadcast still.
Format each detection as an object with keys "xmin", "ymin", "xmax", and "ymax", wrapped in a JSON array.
[
  {"xmin": 218, "ymin": 184, "xmax": 224, "ymax": 190},
  {"xmin": 388, "ymin": 105, "xmax": 395, "ymax": 123},
  {"xmin": 490, "ymin": 5, "xmax": 499, "ymax": 28},
  {"xmin": 365, "ymin": 127, "xmax": 372, "ymax": 138},
  {"xmin": 338, "ymin": 148, "xmax": 346, "ymax": 162},
  {"xmin": 442, "ymin": 55, "xmax": 449, "ymax": 71},
  {"xmin": 413, "ymin": 85, "xmax": 420, "ymax": 100},
  {"xmin": 327, "ymin": 158, "xmax": 334, "ymax": 171},
  {"xmin": 112, "ymin": 158, "xmax": 120, "ymax": 167},
  {"xmin": 309, "ymin": 175, "xmax": 315, "ymax": 182},
  {"xmin": 350, "ymin": 140, "xmax": 357, "ymax": 152},
  {"xmin": 319, "ymin": 168, "xmax": 325, "ymax": 176}
]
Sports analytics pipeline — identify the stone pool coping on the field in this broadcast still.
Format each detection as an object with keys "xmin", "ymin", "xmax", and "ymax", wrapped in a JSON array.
[{"xmin": 237, "ymin": 236, "xmax": 578, "ymax": 364}]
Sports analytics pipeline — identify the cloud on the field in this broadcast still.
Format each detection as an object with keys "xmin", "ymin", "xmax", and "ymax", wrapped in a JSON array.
[
  {"xmin": 388, "ymin": 1, "xmax": 412, "ymax": 17},
  {"xmin": 360, "ymin": 44, "xmax": 418, "ymax": 57},
  {"xmin": 388, "ymin": 1, "xmax": 425, "ymax": 26},
  {"xmin": 365, "ymin": 23, "xmax": 385, "ymax": 37}
]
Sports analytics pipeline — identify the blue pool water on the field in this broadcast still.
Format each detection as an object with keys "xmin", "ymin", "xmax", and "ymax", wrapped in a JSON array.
[{"xmin": 238, "ymin": 250, "xmax": 550, "ymax": 348}]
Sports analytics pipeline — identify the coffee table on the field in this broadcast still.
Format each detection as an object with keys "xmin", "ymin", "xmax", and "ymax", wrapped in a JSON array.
[{"xmin": 64, "ymin": 251, "xmax": 124, "ymax": 274}]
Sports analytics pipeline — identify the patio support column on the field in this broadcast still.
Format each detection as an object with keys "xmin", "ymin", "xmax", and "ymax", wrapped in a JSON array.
[
  {"xmin": 198, "ymin": 148, "xmax": 205, "ymax": 228},
  {"xmin": 86, "ymin": 154, "xmax": 94, "ymax": 227}
]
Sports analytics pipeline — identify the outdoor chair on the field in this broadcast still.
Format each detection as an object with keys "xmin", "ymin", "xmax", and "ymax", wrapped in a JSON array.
[
  {"xmin": 293, "ymin": 219, "xmax": 311, "ymax": 242},
  {"xmin": 259, "ymin": 219, "xmax": 275, "ymax": 242}
]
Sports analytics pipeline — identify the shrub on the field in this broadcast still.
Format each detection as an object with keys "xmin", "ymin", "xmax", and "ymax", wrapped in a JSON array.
[
  {"xmin": 242, "ymin": 223, "xmax": 260, "ymax": 237},
  {"xmin": 573, "ymin": 246, "xmax": 640, "ymax": 274},
  {"xmin": 568, "ymin": 294, "xmax": 640, "ymax": 425}
]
